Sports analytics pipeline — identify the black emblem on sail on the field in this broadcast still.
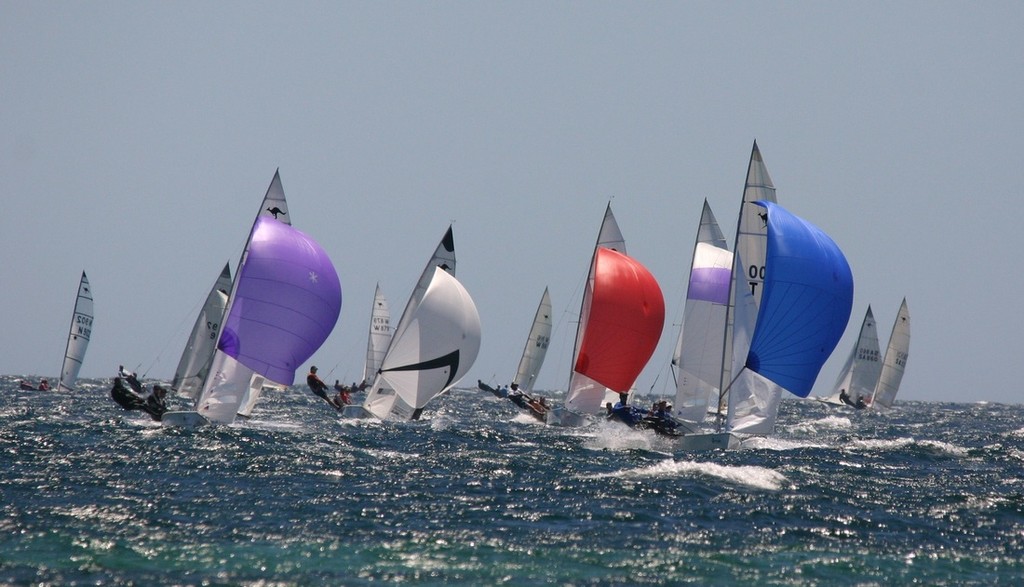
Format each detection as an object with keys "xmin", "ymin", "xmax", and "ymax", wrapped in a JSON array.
[
  {"xmin": 758, "ymin": 211, "xmax": 768, "ymax": 228},
  {"xmin": 382, "ymin": 350, "xmax": 461, "ymax": 390},
  {"xmin": 266, "ymin": 206, "xmax": 287, "ymax": 219}
]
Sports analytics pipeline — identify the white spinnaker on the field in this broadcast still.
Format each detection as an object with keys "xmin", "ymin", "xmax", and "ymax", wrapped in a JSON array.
[
  {"xmin": 58, "ymin": 271, "xmax": 93, "ymax": 392},
  {"xmin": 824, "ymin": 306, "xmax": 882, "ymax": 404},
  {"xmin": 363, "ymin": 268, "xmax": 481, "ymax": 420},
  {"xmin": 363, "ymin": 283, "xmax": 392, "ymax": 384},
  {"xmin": 513, "ymin": 288, "xmax": 552, "ymax": 393},
  {"xmin": 172, "ymin": 263, "xmax": 231, "ymax": 399},
  {"xmin": 871, "ymin": 299, "xmax": 911, "ymax": 408}
]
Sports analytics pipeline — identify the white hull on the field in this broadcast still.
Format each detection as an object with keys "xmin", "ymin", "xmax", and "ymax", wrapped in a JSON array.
[
  {"xmin": 677, "ymin": 432, "xmax": 741, "ymax": 451},
  {"xmin": 161, "ymin": 411, "xmax": 211, "ymax": 428},
  {"xmin": 341, "ymin": 405, "xmax": 377, "ymax": 419}
]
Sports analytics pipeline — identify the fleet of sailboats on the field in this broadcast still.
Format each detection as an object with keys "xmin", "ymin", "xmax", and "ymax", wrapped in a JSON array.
[
  {"xmin": 39, "ymin": 145, "xmax": 907, "ymax": 444},
  {"xmin": 818, "ymin": 299, "xmax": 911, "ymax": 409}
]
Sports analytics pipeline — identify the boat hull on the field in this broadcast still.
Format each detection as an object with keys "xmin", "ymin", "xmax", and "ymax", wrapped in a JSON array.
[
  {"xmin": 340, "ymin": 405, "xmax": 377, "ymax": 419},
  {"xmin": 161, "ymin": 411, "xmax": 210, "ymax": 428},
  {"xmin": 677, "ymin": 432, "xmax": 741, "ymax": 451}
]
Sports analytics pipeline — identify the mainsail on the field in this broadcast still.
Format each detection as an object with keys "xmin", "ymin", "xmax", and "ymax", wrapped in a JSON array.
[
  {"xmin": 718, "ymin": 141, "xmax": 778, "ymax": 412},
  {"xmin": 870, "ymin": 298, "xmax": 911, "ymax": 408},
  {"xmin": 171, "ymin": 263, "xmax": 232, "ymax": 399},
  {"xmin": 672, "ymin": 201, "xmax": 732, "ymax": 423},
  {"xmin": 362, "ymin": 283, "xmax": 392, "ymax": 385},
  {"xmin": 563, "ymin": 205, "xmax": 665, "ymax": 416},
  {"xmin": 57, "ymin": 271, "xmax": 93, "ymax": 391},
  {"xmin": 725, "ymin": 201, "xmax": 854, "ymax": 433},
  {"xmin": 513, "ymin": 287, "xmax": 553, "ymax": 393}
]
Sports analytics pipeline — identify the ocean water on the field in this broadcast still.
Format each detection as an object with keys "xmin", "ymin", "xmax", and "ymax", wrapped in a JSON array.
[{"xmin": 2, "ymin": 376, "xmax": 1023, "ymax": 586}]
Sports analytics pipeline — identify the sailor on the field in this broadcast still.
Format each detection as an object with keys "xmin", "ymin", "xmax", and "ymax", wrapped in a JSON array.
[
  {"xmin": 306, "ymin": 366, "xmax": 339, "ymax": 409},
  {"xmin": 37, "ymin": 378, "xmax": 50, "ymax": 391}
]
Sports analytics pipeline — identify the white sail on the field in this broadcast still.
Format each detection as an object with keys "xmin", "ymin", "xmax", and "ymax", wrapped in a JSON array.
[
  {"xmin": 362, "ymin": 267, "xmax": 481, "ymax": 420},
  {"xmin": 513, "ymin": 287, "xmax": 552, "ymax": 393},
  {"xmin": 236, "ymin": 375, "xmax": 287, "ymax": 418},
  {"xmin": 362, "ymin": 283, "xmax": 392, "ymax": 385},
  {"xmin": 871, "ymin": 299, "xmax": 911, "ymax": 408},
  {"xmin": 564, "ymin": 204, "xmax": 626, "ymax": 413},
  {"xmin": 57, "ymin": 271, "xmax": 93, "ymax": 391},
  {"xmin": 672, "ymin": 201, "xmax": 732, "ymax": 423},
  {"xmin": 171, "ymin": 263, "xmax": 232, "ymax": 399},
  {"xmin": 716, "ymin": 141, "xmax": 778, "ymax": 421},
  {"xmin": 822, "ymin": 306, "xmax": 882, "ymax": 405},
  {"xmin": 390, "ymin": 226, "xmax": 456, "ymax": 345},
  {"xmin": 724, "ymin": 256, "xmax": 783, "ymax": 434}
]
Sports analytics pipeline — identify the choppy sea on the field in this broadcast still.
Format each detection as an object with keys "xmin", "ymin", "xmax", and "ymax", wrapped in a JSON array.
[{"xmin": 2, "ymin": 375, "xmax": 1023, "ymax": 585}]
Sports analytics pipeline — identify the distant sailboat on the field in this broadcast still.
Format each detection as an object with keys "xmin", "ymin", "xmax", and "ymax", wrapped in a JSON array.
[
  {"xmin": 671, "ymin": 200, "xmax": 732, "ymax": 425},
  {"xmin": 348, "ymin": 226, "xmax": 481, "ymax": 421},
  {"xmin": 547, "ymin": 204, "xmax": 665, "ymax": 427},
  {"xmin": 479, "ymin": 287, "xmax": 552, "ymax": 399},
  {"xmin": 162, "ymin": 171, "xmax": 342, "ymax": 426},
  {"xmin": 513, "ymin": 288, "xmax": 553, "ymax": 394},
  {"xmin": 819, "ymin": 306, "xmax": 882, "ymax": 408},
  {"xmin": 870, "ymin": 299, "xmax": 911, "ymax": 408},
  {"xmin": 170, "ymin": 263, "xmax": 232, "ymax": 400},
  {"xmin": 57, "ymin": 271, "xmax": 93, "ymax": 391},
  {"xmin": 362, "ymin": 283, "xmax": 392, "ymax": 387}
]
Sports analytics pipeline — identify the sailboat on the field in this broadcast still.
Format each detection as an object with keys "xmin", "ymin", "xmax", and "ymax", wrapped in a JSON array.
[
  {"xmin": 479, "ymin": 288, "xmax": 553, "ymax": 420},
  {"xmin": 870, "ymin": 298, "xmax": 911, "ymax": 408},
  {"xmin": 170, "ymin": 263, "xmax": 232, "ymax": 400},
  {"xmin": 162, "ymin": 171, "xmax": 342, "ymax": 426},
  {"xmin": 546, "ymin": 204, "xmax": 665, "ymax": 427},
  {"xmin": 670, "ymin": 200, "xmax": 732, "ymax": 426},
  {"xmin": 362, "ymin": 283, "xmax": 392, "ymax": 387},
  {"xmin": 346, "ymin": 226, "xmax": 482, "ymax": 421},
  {"xmin": 681, "ymin": 199, "xmax": 854, "ymax": 450},
  {"xmin": 478, "ymin": 287, "xmax": 552, "ymax": 397},
  {"xmin": 818, "ymin": 306, "xmax": 882, "ymax": 408},
  {"xmin": 57, "ymin": 271, "xmax": 93, "ymax": 391}
]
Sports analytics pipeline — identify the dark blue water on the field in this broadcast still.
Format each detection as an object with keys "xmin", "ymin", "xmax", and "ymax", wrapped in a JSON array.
[{"xmin": 2, "ymin": 376, "xmax": 1023, "ymax": 585}]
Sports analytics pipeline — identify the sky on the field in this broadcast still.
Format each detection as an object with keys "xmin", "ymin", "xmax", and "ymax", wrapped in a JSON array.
[{"xmin": 2, "ymin": 2, "xmax": 1021, "ymax": 404}]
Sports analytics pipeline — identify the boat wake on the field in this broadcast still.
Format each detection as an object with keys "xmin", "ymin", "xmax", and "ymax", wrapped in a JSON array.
[{"xmin": 587, "ymin": 458, "xmax": 789, "ymax": 491}]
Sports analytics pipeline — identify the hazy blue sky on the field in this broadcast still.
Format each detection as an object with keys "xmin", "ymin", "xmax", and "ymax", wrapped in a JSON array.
[{"xmin": 3, "ymin": 2, "xmax": 1021, "ymax": 404}]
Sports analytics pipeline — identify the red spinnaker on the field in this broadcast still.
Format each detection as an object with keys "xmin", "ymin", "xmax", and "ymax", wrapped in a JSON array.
[{"xmin": 574, "ymin": 247, "xmax": 665, "ymax": 392}]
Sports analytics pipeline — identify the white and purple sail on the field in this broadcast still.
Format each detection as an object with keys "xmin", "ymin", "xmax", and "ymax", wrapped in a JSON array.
[
  {"xmin": 165, "ymin": 171, "xmax": 341, "ymax": 426},
  {"xmin": 672, "ymin": 200, "xmax": 732, "ymax": 423}
]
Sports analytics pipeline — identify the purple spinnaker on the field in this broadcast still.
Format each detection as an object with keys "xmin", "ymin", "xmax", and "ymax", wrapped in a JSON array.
[
  {"xmin": 218, "ymin": 216, "xmax": 342, "ymax": 385},
  {"xmin": 687, "ymin": 267, "xmax": 731, "ymax": 305}
]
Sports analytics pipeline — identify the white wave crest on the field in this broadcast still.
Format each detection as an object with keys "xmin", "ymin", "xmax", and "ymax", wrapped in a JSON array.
[{"xmin": 588, "ymin": 459, "xmax": 788, "ymax": 491}]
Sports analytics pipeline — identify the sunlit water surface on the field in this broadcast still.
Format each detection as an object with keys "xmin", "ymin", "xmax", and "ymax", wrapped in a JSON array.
[{"xmin": 2, "ymin": 376, "xmax": 1023, "ymax": 585}]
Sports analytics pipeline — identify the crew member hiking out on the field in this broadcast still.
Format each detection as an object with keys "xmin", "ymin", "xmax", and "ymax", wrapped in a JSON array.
[{"xmin": 307, "ymin": 366, "xmax": 340, "ymax": 410}]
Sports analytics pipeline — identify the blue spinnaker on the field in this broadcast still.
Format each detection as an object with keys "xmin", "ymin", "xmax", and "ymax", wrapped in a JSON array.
[{"xmin": 745, "ymin": 201, "xmax": 853, "ymax": 398}]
